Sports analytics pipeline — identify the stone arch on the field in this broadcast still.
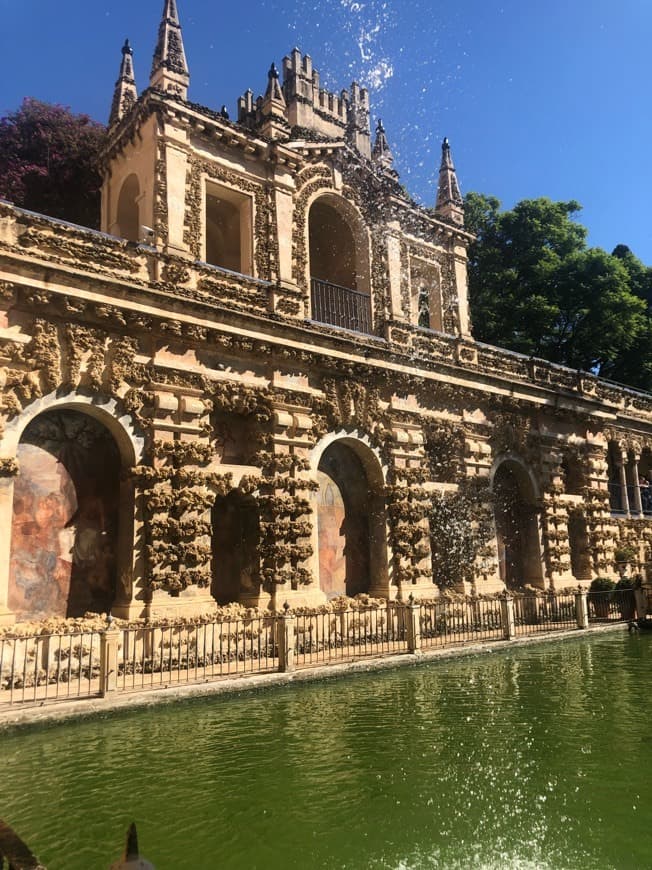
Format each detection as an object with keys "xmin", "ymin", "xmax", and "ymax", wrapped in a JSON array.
[
  {"xmin": 305, "ymin": 190, "xmax": 372, "ymax": 332},
  {"xmin": 310, "ymin": 432, "xmax": 388, "ymax": 599},
  {"xmin": 491, "ymin": 455, "xmax": 545, "ymax": 590},
  {"xmin": 0, "ymin": 393, "xmax": 144, "ymax": 623},
  {"xmin": 211, "ymin": 488, "xmax": 260, "ymax": 605},
  {"xmin": 116, "ymin": 173, "xmax": 140, "ymax": 242}
]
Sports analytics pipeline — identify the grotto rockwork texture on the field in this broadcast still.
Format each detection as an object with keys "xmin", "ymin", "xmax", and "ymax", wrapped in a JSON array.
[{"xmin": 0, "ymin": 0, "xmax": 651, "ymax": 625}]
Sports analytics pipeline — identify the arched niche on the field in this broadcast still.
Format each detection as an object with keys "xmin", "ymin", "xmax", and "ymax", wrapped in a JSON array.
[
  {"xmin": 8, "ymin": 409, "xmax": 132, "ymax": 619},
  {"xmin": 211, "ymin": 489, "xmax": 260, "ymax": 604},
  {"xmin": 116, "ymin": 173, "xmax": 140, "ymax": 242},
  {"xmin": 314, "ymin": 436, "xmax": 387, "ymax": 598},
  {"xmin": 568, "ymin": 512, "xmax": 591, "ymax": 582},
  {"xmin": 492, "ymin": 457, "xmax": 545, "ymax": 590},
  {"xmin": 308, "ymin": 193, "xmax": 372, "ymax": 333}
]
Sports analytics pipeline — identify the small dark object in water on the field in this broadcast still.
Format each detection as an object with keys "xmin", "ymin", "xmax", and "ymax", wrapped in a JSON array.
[
  {"xmin": 0, "ymin": 819, "xmax": 45, "ymax": 869},
  {"xmin": 628, "ymin": 618, "xmax": 652, "ymax": 633},
  {"xmin": 110, "ymin": 823, "xmax": 155, "ymax": 869}
]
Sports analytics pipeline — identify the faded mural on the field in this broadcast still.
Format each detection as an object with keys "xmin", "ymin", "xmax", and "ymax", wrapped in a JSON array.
[
  {"xmin": 9, "ymin": 410, "xmax": 121, "ymax": 619},
  {"xmin": 317, "ymin": 443, "xmax": 371, "ymax": 598}
]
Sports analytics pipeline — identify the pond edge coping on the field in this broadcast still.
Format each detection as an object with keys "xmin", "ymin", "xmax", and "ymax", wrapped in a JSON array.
[{"xmin": 0, "ymin": 622, "xmax": 629, "ymax": 732}]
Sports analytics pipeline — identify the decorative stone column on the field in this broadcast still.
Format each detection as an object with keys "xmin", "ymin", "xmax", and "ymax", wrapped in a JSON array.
[
  {"xmin": 0, "ymin": 461, "xmax": 18, "ymax": 625},
  {"xmin": 631, "ymin": 454, "xmax": 643, "ymax": 516},
  {"xmin": 614, "ymin": 449, "xmax": 630, "ymax": 514}
]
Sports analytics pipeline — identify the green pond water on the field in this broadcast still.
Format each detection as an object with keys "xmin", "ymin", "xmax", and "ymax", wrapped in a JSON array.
[{"xmin": 2, "ymin": 630, "xmax": 651, "ymax": 869}]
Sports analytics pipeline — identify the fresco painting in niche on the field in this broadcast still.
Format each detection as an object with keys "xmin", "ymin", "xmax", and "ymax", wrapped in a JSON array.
[
  {"xmin": 317, "ymin": 442, "xmax": 371, "ymax": 598},
  {"xmin": 316, "ymin": 469, "xmax": 346, "ymax": 598},
  {"xmin": 9, "ymin": 410, "xmax": 121, "ymax": 619}
]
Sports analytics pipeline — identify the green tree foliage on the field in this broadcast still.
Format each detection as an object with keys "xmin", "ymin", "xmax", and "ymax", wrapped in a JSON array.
[
  {"xmin": 464, "ymin": 193, "xmax": 648, "ymax": 378},
  {"xmin": 0, "ymin": 98, "xmax": 106, "ymax": 229},
  {"xmin": 599, "ymin": 245, "xmax": 652, "ymax": 389}
]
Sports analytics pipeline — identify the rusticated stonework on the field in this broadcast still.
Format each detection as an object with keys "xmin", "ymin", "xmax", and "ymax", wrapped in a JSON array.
[{"xmin": 1, "ymin": 18, "xmax": 651, "ymax": 627}]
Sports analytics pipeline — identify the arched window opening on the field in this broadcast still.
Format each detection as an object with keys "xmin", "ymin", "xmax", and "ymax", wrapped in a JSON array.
[
  {"xmin": 410, "ymin": 258, "xmax": 442, "ymax": 331},
  {"xmin": 9, "ymin": 410, "xmax": 122, "ymax": 620},
  {"xmin": 205, "ymin": 184, "xmax": 253, "ymax": 276},
  {"xmin": 493, "ymin": 460, "xmax": 544, "ymax": 590},
  {"xmin": 116, "ymin": 174, "xmax": 140, "ymax": 242},
  {"xmin": 316, "ymin": 440, "xmax": 386, "ymax": 598},
  {"xmin": 211, "ymin": 489, "xmax": 260, "ymax": 605},
  {"xmin": 568, "ymin": 513, "xmax": 591, "ymax": 582},
  {"xmin": 309, "ymin": 197, "xmax": 372, "ymax": 334}
]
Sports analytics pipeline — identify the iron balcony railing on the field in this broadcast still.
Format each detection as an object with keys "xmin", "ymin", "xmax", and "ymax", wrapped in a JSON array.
[{"xmin": 310, "ymin": 277, "xmax": 372, "ymax": 334}]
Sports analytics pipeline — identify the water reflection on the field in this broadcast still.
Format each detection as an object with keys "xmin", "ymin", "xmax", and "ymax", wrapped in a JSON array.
[{"xmin": 1, "ymin": 632, "xmax": 649, "ymax": 869}]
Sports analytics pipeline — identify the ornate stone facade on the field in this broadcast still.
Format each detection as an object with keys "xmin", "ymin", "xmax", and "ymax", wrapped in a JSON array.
[{"xmin": 0, "ymin": 1, "xmax": 651, "ymax": 624}]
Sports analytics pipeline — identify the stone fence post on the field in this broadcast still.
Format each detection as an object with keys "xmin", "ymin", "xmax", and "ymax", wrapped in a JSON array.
[
  {"xmin": 501, "ymin": 594, "xmax": 515, "ymax": 640},
  {"xmin": 575, "ymin": 590, "xmax": 589, "ymax": 629},
  {"xmin": 634, "ymin": 586, "xmax": 648, "ymax": 619},
  {"xmin": 406, "ymin": 602, "xmax": 421, "ymax": 653},
  {"xmin": 277, "ymin": 612, "xmax": 296, "ymax": 673},
  {"xmin": 100, "ymin": 625, "xmax": 121, "ymax": 696}
]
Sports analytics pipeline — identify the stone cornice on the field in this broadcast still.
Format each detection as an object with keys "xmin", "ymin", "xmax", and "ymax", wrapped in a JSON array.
[{"xmin": 2, "ymin": 200, "xmax": 652, "ymax": 427}]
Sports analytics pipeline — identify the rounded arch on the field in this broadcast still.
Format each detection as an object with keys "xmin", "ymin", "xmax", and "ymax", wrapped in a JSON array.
[
  {"xmin": 306, "ymin": 190, "xmax": 372, "ymax": 331},
  {"xmin": 1, "ymin": 391, "xmax": 144, "ymax": 468},
  {"xmin": 310, "ymin": 431, "xmax": 387, "ymax": 490},
  {"xmin": 489, "ymin": 452, "xmax": 540, "ymax": 502},
  {"xmin": 310, "ymin": 432, "xmax": 388, "ymax": 599},
  {"xmin": 491, "ymin": 455, "xmax": 545, "ymax": 590},
  {"xmin": 9, "ymin": 407, "xmax": 128, "ymax": 619},
  {"xmin": 116, "ymin": 173, "xmax": 140, "ymax": 242}
]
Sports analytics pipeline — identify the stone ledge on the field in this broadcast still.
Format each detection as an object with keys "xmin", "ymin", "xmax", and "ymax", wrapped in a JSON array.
[{"xmin": 0, "ymin": 622, "xmax": 627, "ymax": 733}]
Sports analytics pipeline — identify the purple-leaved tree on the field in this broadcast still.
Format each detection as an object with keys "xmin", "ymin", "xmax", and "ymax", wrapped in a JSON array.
[{"xmin": 0, "ymin": 98, "xmax": 106, "ymax": 229}]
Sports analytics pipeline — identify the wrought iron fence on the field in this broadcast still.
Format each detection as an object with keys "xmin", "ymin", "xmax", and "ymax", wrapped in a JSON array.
[
  {"xmin": 310, "ymin": 277, "xmax": 372, "ymax": 334},
  {"xmin": 419, "ymin": 598, "xmax": 504, "ymax": 648},
  {"xmin": 0, "ymin": 592, "xmax": 639, "ymax": 710},
  {"xmin": 587, "ymin": 589, "xmax": 636, "ymax": 622},
  {"xmin": 117, "ymin": 617, "xmax": 278, "ymax": 693},
  {"xmin": 294, "ymin": 606, "xmax": 407, "ymax": 667},
  {"xmin": 513, "ymin": 592, "xmax": 578, "ymax": 635},
  {"xmin": 0, "ymin": 631, "xmax": 102, "ymax": 706}
]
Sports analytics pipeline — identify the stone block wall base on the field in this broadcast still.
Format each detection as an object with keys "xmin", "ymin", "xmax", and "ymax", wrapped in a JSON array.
[
  {"xmin": 368, "ymin": 583, "xmax": 397, "ymax": 601},
  {"xmin": 111, "ymin": 600, "xmax": 149, "ymax": 621},
  {"xmin": 146, "ymin": 588, "xmax": 218, "ymax": 620},
  {"xmin": 239, "ymin": 591, "xmax": 274, "ymax": 611},
  {"xmin": 550, "ymin": 574, "xmax": 582, "ymax": 591},
  {"xmin": 271, "ymin": 587, "xmax": 328, "ymax": 611},
  {"xmin": 374, "ymin": 582, "xmax": 439, "ymax": 602},
  {"xmin": 0, "ymin": 607, "xmax": 16, "ymax": 626}
]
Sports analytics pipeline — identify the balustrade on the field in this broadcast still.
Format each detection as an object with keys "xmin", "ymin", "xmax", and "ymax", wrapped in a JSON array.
[{"xmin": 310, "ymin": 277, "xmax": 372, "ymax": 334}]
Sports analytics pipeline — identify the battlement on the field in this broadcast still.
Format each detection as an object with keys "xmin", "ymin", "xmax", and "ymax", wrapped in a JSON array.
[{"xmin": 237, "ymin": 48, "xmax": 371, "ymax": 158}]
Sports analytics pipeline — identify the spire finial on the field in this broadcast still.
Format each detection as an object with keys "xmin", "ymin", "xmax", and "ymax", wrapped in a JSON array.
[
  {"xmin": 372, "ymin": 117, "xmax": 395, "ymax": 174},
  {"xmin": 150, "ymin": 0, "xmax": 190, "ymax": 99},
  {"xmin": 434, "ymin": 137, "xmax": 464, "ymax": 226},
  {"xmin": 260, "ymin": 58, "xmax": 288, "ymax": 139},
  {"xmin": 109, "ymin": 37, "xmax": 138, "ymax": 127}
]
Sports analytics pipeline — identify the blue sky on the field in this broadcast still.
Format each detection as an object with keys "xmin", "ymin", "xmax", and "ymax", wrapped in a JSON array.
[{"xmin": 1, "ymin": 0, "xmax": 651, "ymax": 261}]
